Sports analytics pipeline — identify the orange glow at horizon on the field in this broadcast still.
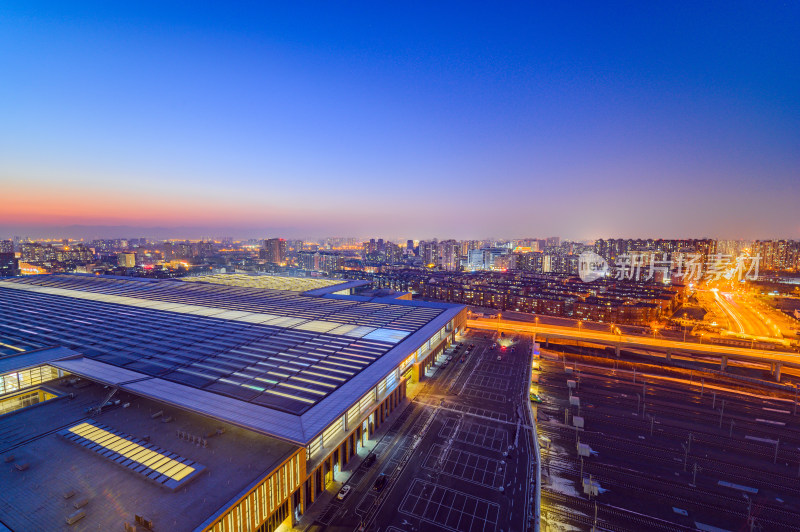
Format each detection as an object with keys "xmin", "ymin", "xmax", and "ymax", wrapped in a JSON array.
[{"xmin": 0, "ymin": 186, "xmax": 349, "ymax": 228}]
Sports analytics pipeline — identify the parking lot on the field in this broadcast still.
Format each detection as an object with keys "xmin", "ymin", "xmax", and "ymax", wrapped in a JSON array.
[
  {"xmin": 398, "ymin": 478, "xmax": 501, "ymax": 532},
  {"xmin": 423, "ymin": 443, "xmax": 506, "ymax": 488},
  {"xmin": 439, "ymin": 417, "xmax": 509, "ymax": 452},
  {"xmin": 318, "ymin": 330, "xmax": 536, "ymax": 532}
]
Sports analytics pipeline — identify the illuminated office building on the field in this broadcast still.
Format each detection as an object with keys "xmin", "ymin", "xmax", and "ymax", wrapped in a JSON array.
[{"xmin": 263, "ymin": 239, "xmax": 287, "ymax": 265}]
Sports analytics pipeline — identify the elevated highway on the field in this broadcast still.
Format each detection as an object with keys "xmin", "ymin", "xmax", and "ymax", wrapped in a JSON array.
[{"xmin": 467, "ymin": 318, "xmax": 800, "ymax": 381}]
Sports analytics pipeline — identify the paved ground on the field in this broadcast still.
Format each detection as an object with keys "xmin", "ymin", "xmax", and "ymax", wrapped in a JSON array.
[
  {"xmin": 304, "ymin": 330, "xmax": 536, "ymax": 532},
  {"xmin": 535, "ymin": 348, "xmax": 800, "ymax": 532}
]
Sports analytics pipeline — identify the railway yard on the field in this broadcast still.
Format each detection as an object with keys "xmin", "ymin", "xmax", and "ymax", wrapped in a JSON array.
[{"xmin": 535, "ymin": 350, "xmax": 800, "ymax": 532}]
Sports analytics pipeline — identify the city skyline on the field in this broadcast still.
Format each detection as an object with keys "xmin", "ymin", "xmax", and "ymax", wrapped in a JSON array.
[
  {"xmin": 0, "ymin": 225, "xmax": 790, "ymax": 243},
  {"xmin": 2, "ymin": 2, "xmax": 799, "ymax": 239}
]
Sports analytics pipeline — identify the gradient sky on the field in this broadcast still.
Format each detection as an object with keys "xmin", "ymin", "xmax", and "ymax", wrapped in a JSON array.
[{"xmin": 1, "ymin": 2, "xmax": 798, "ymax": 240}]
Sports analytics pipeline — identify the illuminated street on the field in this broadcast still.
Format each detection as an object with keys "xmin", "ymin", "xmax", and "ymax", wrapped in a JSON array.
[
  {"xmin": 702, "ymin": 289, "xmax": 781, "ymax": 338},
  {"xmin": 466, "ymin": 317, "xmax": 800, "ymax": 370}
]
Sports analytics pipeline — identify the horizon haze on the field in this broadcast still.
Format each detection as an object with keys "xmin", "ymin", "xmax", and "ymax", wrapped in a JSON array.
[{"xmin": 2, "ymin": 2, "xmax": 798, "ymax": 239}]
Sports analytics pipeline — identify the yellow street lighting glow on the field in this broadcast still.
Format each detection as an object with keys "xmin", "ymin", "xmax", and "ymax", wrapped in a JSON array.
[{"xmin": 68, "ymin": 422, "xmax": 195, "ymax": 481}]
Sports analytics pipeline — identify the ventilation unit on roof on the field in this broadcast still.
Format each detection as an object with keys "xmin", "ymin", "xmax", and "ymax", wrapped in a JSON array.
[
  {"xmin": 65, "ymin": 509, "xmax": 86, "ymax": 525},
  {"xmin": 135, "ymin": 514, "xmax": 154, "ymax": 529}
]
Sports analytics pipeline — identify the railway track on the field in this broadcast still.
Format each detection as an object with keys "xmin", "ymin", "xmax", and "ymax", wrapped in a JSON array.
[
  {"xmin": 542, "ymin": 489, "xmax": 700, "ymax": 532},
  {"xmin": 539, "ymin": 378, "xmax": 800, "ymax": 440},
  {"xmin": 535, "ymin": 358, "xmax": 800, "ymax": 532},
  {"xmin": 545, "ymin": 459, "xmax": 800, "ymax": 528},
  {"xmin": 537, "ymin": 375, "xmax": 798, "ymax": 425},
  {"xmin": 539, "ymin": 423, "xmax": 800, "ymax": 498},
  {"xmin": 537, "ymin": 401, "xmax": 800, "ymax": 464}
]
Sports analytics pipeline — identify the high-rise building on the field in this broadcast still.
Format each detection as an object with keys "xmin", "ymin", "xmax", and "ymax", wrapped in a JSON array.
[
  {"xmin": 466, "ymin": 249, "xmax": 485, "ymax": 270},
  {"xmin": 516, "ymin": 251, "xmax": 544, "ymax": 272},
  {"xmin": 297, "ymin": 251, "xmax": 342, "ymax": 272},
  {"xmin": 437, "ymin": 240, "xmax": 461, "ymax": 271},
  {"xmin": 263, "ymin": 238, "xmax": 287, "ymax": 264},
  {"xmin": 20, "ymin": 243, "xmax": 49, "ymax": 263},
  {"xmin": 483, "ymin": 248, "xmax": 508, "ymax": 270},
  {"xmin": 0, "ymin": 240, "xmax": 13, "ymax": 253},
  {"xmin": 419, "ymin": 240, "xmax": 438, "ymax": 267},
  {"xmin": 118, "ymin": 253, "xmax": 136, "ymax": 268},
  {"xmin": 753, "ymin": 240, "xmax": 799, "ymax": 271},
  {"xmin": 317, "ymin": 251, "xmax": 342, "ymax": 273},
  {"xmin": 0, "ymin": 253, "xmax": 19, "ymax": 277},
  {"xmin": 297, "ymin": 250, "xmax": 316, "ymax": 271},
  {"xmin": 383, "ymin": 242, "xmax": 404, "ymax": 264}
]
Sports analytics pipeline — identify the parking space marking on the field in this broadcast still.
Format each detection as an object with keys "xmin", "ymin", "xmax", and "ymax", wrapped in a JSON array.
[
  {"xmin": 468, "ymin": 375, "xmax": 510, "ymax": 390},
  {"xmin": 440, "ymin": 418, "xmax": 509, "ymax": 452},
  {"xmin": 442, "ymin": 402, "xmax": 510, "ymax": 423},
  {"xmin": 399, "ymin": 478, "xmax": 500, "ymax": 532},
  {"xmin": 461, "ymin": 387, "xmax": 507, "ymax": 403},
  {"xmin": 356, "ymin": 491, "xmax": 377, "ymax": 516},
  {"xmin": 476, "ymin": 364, "xmax": 513, "ymax": 377},
  {"xmin": 413, "ymin": 399, "xmax": 513, "ymax": 424},
  {"xmin": 423, "ymin": 444, "xmax": 506, "ymax": 488}
]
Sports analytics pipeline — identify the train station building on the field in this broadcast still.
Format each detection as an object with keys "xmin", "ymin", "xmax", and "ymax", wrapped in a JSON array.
[{"xmin": 0, "ymin": 274, "xmax": 466, "ymax": 531}]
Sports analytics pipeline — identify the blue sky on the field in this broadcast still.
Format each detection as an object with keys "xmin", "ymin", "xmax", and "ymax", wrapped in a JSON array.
[{"xmin": 1, "ymin": 2, "xmax": 798, "ymax": 240}]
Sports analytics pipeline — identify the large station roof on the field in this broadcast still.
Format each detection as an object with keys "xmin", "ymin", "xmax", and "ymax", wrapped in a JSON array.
[
  {"xmin": 179, "ymin": 272, "xmax": 368, "ymax": 294},
  {"xmin": 0, "ymin": 275, "xmax": 463, "ymax": 444},
  {"xmin": 0, "ymin": 378, "xmax": 296, "ymax": 532}
]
